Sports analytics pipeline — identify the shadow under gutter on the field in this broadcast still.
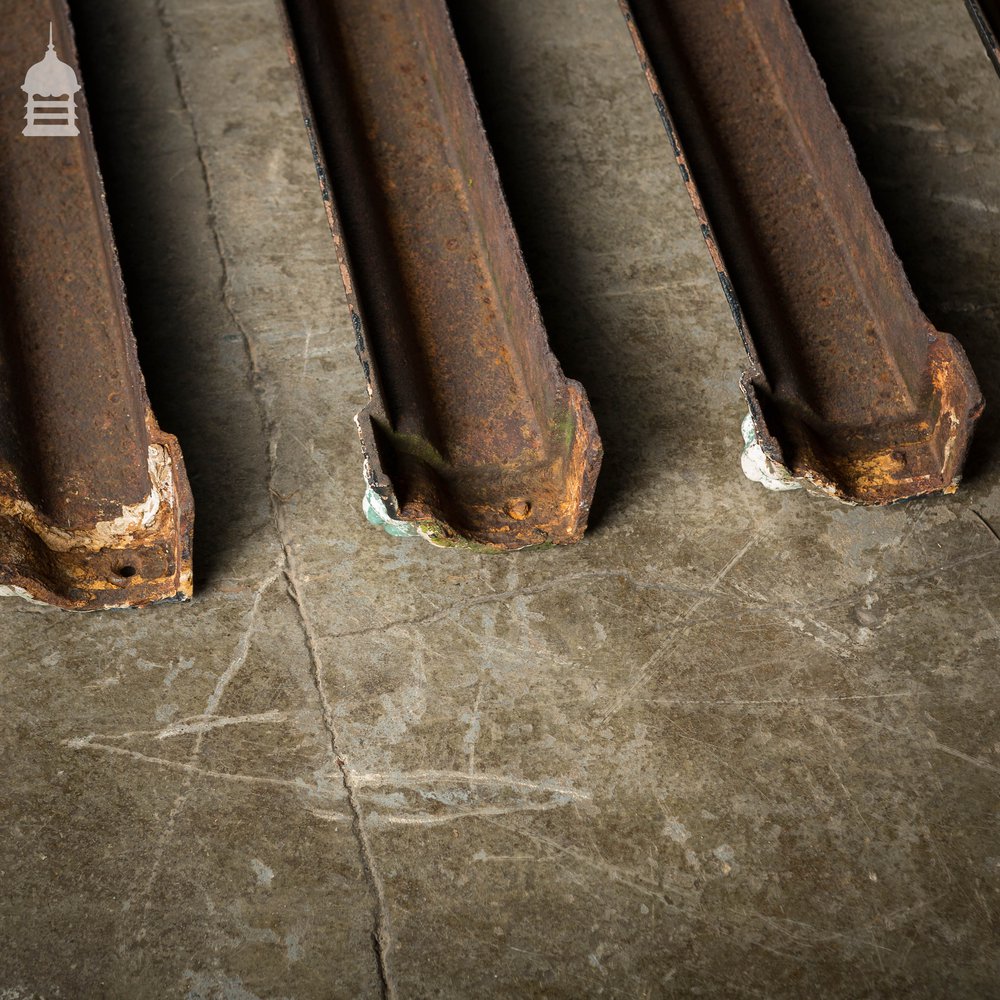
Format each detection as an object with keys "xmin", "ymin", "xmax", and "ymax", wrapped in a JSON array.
[
  {"xmin": 0, "ymin": 0, "xmax": 193, "ymax": 610},
  {"xmin": 279, "ymin": 0, "xmax": 602, "ymax": 550},
  {"xmin": 621, "ymin": 0, "xmax": 983, "ymax": 504}
]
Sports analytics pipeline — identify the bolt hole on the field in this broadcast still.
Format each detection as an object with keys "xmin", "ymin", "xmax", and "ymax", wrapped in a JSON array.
[
  {"xmin": 115, "ymin": 565, "xmax": 137, "ymax": 579},
  {"xmin": 507, "ymin": 499, "xmax": 531, "ymax": 521}
]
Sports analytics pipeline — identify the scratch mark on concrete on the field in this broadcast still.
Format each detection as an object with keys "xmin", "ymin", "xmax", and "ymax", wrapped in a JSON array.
[
  {"xmin": 471, "ymin": 852, "xmax": 554, "ymax": 862},
  {"xmin": 68, "ymin": 710, "xmax": 286, "ymax": 745},
  {"xmin": 370, "ymin": 801, "xmax": 577, "ymax": 827},
  {"xmin": 971, "ymin": 509, "xmax": 1000, "ymax": 546},
  {"xmin": 350, "ymin": 769, "xmax": 590, "ymax": 801},
  {"xmin": 975, "ymin": 594, "xmax": 1000, "ymax": 642},
  {"xmin": 465, "ymin": 678, "xmax": 485, "ymax": 776},
  {"xmin": 931, "ymin": 192, "xmax": 1000, "ymax": 214},
  {"xmin": 301, "ymin": 326, "xmax": 313, "ymax": 378},
  {"xmin": 62, "ymin": 739, "xmax": 329, "ymax": 794},
  {"xmin": 289, "ymin": 432, "xmax": 340, "ymax": 490},
  {"xmin": 307, "ymin": 807, "xmax": 352, "ymax": 823},
  {"xmin": 902, "ymin": 550, "xmax": 993, "ymax": 587},
  {"xmin": 317, "ymin": 546, "xmax": 995, "ymax": 660},
  {"xmin": 595, "ymin": 531, "xmax": 763, "ymax": 726},
  {"xmin": 833, "ymin": 705, "xmax": 1000, "ymax": 778},
  {"xmin": 131, "ymin": 568, "xmax": 277, "ymax": 942},
  {"xmin": 493, "ymin": 820, "xmax": 700, "ymax": 910},
  {"xmin": 652, "ymin": 692, "xmax": 911, "ymax": 708},
  {"xmin": 327, "ymin": 571, "xmax": 629, "ymax": 640},
  {"xmin": 933, "ymin": 742, "xmax": 1000, "ymax": 777}
]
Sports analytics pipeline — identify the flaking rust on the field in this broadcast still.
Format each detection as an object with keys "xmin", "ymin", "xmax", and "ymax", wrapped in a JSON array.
[
  {"xmin": 0, "ymin": 0, "xmax": 192, "ymax": 610},
  {"xmin": 622, "ymin": 0, "xmax": 982, "ymax": 504},
  {"xmin": 966, "ymin": 0, "xmax": 1000, "ymax": 76},
  {"xmin": 280, "ymin": 0, "xmax": 601, "ymax": 549}
]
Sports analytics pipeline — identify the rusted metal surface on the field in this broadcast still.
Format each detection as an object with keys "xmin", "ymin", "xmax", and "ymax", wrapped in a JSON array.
[
  {"xmin": 280, "ymin": 0, "xmax": 601, "ymax": 549},
  {"xmin": 622, "ymin": 0, "xmax": 982, "ymax": 504},
  {"xmin": 967, "ymin": 0, "xmax": 1000, "ymax": 76},
  {"xmin": 0, "ymin": 0, "xmax": 193, "ymax": 610}
]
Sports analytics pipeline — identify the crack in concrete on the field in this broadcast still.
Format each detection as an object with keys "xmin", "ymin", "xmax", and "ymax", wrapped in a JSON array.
[
  {"xmin": 150, "ymin": 3, "xmax": 394, "ymax": 993},
  {"xmin": 280, "ymin": 539, "xmax": 396, "ymax": 1000}
]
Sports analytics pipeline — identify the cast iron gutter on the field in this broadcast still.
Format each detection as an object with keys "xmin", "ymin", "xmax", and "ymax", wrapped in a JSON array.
[
  {"xmin": 966, "ymin": 0, "xmax": 1000, "ymax": 75},
  {"xmin": 621, "ymin": 0, "xmax": 982, "ymax": 504},
  {"xmin": 280, "ymin": 0, "xmax": 601, "ymax": 549},
  {"xmin": 0, "ymin": 0, "xmax": 193, "ymax": 610}
]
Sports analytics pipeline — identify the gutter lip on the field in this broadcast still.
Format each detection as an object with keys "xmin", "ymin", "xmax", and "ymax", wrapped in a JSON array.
[{"xmin": 966, "ymin": 0, "xmax": 1000, "ymax": 76}]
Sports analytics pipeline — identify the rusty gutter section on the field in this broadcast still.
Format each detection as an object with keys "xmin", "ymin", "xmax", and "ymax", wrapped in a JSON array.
[
  {"xmin": 280, "ymin": 0, "xmax": 601, "ymax": 549},
  {"xmin": 966, "ymin": 0, "xmax": 1000, "ymax": 76},
  {"xmin": 622, "ymin": 0, "xmax": 982, "ymax": 504},
  {"xmin": 0, "ymin": 0, "xmax": 192, "ymax": 610}
]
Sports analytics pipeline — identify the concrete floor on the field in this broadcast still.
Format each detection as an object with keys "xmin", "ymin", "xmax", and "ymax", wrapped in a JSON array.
[{"xmin": 2, "ymin": 0, "xmax": 999, "ymax": 996}]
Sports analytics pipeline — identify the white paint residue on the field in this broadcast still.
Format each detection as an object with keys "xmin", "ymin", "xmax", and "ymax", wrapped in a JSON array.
[
  {"xmin": 0, "ymin": 585, "xmax": 48, "ymax": 605},
  {"xmin": 0, "ymin": 444, "xmax": 171, "ymax": 555},
  {"xmin": 250, "ymin": 858, "xmax": 273, "ymax": 888},
  {"xmin": 661, "ymin": 816, "xmax": 690, "ymax": 845},
  {"xmin": 740, "ymin": 412, "xmax": 802, "ymax": 492}
]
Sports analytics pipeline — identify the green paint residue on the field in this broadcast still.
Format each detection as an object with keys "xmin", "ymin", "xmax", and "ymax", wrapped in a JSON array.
[{"xmin": 362, "ymin": 487, "xmax": 423, "ymax": 538}]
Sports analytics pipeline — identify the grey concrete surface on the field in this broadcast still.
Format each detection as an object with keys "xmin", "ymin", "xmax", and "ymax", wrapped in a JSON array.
[{"xmin": 1, "ymin": 0, "xmax": 999, "ymax": 997}]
